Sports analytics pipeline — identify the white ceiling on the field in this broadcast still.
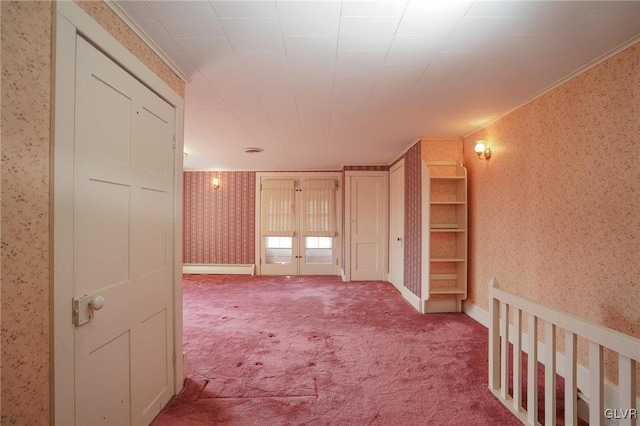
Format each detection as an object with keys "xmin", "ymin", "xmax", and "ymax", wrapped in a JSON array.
[{"xmin": 113, "ymin": 0, "xmax": 640, "ymax": 171}]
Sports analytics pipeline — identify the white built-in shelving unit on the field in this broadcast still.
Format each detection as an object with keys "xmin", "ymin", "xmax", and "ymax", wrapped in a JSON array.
[{"xmin": 424, "ymin": 161, "xmax": 467, "ymax": 313}]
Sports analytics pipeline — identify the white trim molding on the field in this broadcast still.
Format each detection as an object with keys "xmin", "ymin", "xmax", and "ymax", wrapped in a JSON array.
[{"xmin": 182, "ymin": 264, "xmax": 255, "ymax": 275}]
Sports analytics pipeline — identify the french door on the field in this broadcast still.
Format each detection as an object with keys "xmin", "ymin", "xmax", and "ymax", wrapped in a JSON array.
[{"xmin": 256, "ymin": 173, "xmax": 341, "ymax": 276}]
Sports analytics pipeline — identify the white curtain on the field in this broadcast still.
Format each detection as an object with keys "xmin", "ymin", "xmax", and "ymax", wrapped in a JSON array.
[
  {"xmin": 302, "ymin": 179, "xmax": 336, "ymax": 237},
  {"xmin": 261, "ymin": 179, "xmax": 296, "ymax": 236}
]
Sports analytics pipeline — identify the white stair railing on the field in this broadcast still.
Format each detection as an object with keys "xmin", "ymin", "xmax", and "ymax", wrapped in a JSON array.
[{"xmin": 488, "ymin": 278, "xmax": 639, "ymax": 426}]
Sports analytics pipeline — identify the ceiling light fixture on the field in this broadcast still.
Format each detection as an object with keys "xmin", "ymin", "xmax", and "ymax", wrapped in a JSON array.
[
  {"xmin": 474, "ymin": 140, "xmax": 492, "ymax": 160},
  {"xmin": 243, "ymin": 147, "xmax": 264, "ymax": 154}
]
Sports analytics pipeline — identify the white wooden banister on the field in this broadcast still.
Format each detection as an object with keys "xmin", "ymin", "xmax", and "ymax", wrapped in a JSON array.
[{"xmin": 488, "ymin": 277, "xmax": 640, "ymax": 426}]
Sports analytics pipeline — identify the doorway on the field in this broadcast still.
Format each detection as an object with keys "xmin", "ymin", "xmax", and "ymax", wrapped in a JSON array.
[
  {"xmin": 255, "ymin": 172, "xmax": 342, "ymax": 276},
  {"xmin": 344, "ymin": 171, "xmax": 389, "ymax": 281}
]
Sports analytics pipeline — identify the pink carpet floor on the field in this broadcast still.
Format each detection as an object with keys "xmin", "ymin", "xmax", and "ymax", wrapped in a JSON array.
[{"xmin": 152, "ymin": 275, "xmax": 534, "ymax": 425}]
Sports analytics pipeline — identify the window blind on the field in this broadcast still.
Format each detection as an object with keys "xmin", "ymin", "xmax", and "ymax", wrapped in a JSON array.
[
  {"xmin": 261, "ymin": 179, "xmax": 296, "ymax": 236},
  {"xmin": 302, "ymin": 179, "xmax": 336, "ymax": 237}
]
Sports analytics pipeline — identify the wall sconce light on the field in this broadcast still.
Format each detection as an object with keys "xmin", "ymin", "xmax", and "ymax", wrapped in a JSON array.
[
  {"xmin": 474, "ymin": 140, "xmax": 492, "ymax": 160},
  {"xmin": 212, "ymin": 178, "xmax": 220, "ymax": 189}
]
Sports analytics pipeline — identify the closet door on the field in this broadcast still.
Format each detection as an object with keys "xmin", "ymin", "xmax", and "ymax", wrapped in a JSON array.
[{"xmin": 346, "ymin": 172, "xmax": 388, "ymax": 281}]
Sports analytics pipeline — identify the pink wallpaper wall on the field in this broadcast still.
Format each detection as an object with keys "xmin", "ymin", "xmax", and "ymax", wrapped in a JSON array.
[
  {"xmin": 183, "ymin": 171, "xmax": 256, "ymax": 264},
  {"xmin": 1, "ymin": 2, "xmax": 52, "ymax": 422},
  {"xmin": 1, "ymin": 2, "xmax": 185, "ymax": 423},
  {"xmin": 403, "ymin": 143, "xmax": 423, "ymax": 297},
  {"xmin": 464, "ymin": 43, "xmax": 639, "ymax": 389}
]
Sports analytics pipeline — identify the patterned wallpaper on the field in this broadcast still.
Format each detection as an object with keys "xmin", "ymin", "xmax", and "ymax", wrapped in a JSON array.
[
  {"xmin": 1, "ymin": 2, "xmax": 185, "ymax": 423},
  {"xmin": 183, "ymin": 172, "xmax": 256, "ymax": 264},
  {"xmin": 343, "ymin": 165, "xmax": 389, "ymax": 171},
  {"xmin": 464, "ymin": 43, "xmax": 639, "ymax": 389},
  {"xmin": 402, "ymin": 143, "xmax": 422, "ymax": 297},
  {"xmin": 1, "ymin": 2, "xmax": 52, "ymax": 422}
]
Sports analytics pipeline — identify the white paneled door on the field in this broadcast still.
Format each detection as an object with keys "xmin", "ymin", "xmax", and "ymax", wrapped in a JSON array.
[
  {"xmin": 347, "ymin": 172, "xmax": 388, "ymax": 281},
  {"xmin": 73, "ymin": 36, "xmax": 175, "ymax": 425},
  {"xmin": 389, "ymin": 161, "xmax": 405, "ymax": 292}
]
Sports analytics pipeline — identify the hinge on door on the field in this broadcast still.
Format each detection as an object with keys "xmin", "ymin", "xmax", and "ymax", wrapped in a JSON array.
[{"xmin": 172, "ymin": 135, "xmax": 177, "ymax": 150}]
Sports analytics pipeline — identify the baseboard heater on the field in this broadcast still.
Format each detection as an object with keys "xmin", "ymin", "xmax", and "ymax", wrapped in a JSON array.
[{"xmin": 182, "ymin": 264, "xmax": 255, "ymax": 275}]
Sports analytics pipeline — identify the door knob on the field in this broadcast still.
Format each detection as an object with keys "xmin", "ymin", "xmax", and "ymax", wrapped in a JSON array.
[
  {"xmin": 90, "ymin": 295, "xmax": 105, "ymax": 310},
  {"xmin": 397, "ymin": 237, "xmax": 402, "ymax": 241}
]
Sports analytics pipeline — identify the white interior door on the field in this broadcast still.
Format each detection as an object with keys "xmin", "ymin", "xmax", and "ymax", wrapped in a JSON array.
[
  {"xmin": 348, "ymin": 173, "xmax": 388, "ymax": 281},
  {"xmin": 389, "ymin": 161, "xmax": 405, "ymax": 291},
  {"xmin": 73, "ymin": 35, "xmax": 175, "ymax": 426}
]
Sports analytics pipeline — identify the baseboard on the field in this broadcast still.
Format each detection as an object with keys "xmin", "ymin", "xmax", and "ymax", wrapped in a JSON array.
[
  {"xmin": 182, "ymin": 264, "xmax": 255, "ymax": 275},
  {"xmin": 400, "ymin": 287, "xmax": 421, "ymax": 312},
  {"xmin": 462, "ymin": 301, "xmax": 639, "ymax": 423}
]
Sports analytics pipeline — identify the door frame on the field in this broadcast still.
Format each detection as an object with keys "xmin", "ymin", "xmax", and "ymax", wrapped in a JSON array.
[
  {"xmin": 52, "ymin": 3, "xmax": 185, "ymax": 424},
  {"xmin": 254, "ymin": 172, "xmax": 343, "ymax": 276},
  {"xmin": 388, "ymin": 160, "xmax": 405, "ymax": 292},
  {"xmin": 344, "ymin": 171, "xmax": 389, "ymax": 282}
]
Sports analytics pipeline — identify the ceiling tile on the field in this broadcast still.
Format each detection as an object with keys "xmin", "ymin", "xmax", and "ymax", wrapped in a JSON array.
[
  {"xmin": 220, "ymin": 18, "xmax": 285, "ymax": 52},
  {"xmin": 441, "ymin": 16, "xmax": 523, "ymax": 52},
  {"xmin": 338, "ymin": 16, "xmax": 401, "ymax": 51},
  {"xmin": 385, "ymin": 35, "xmax": 445, "ymax": 64},
  {"xmin": 175, "ymin": 37, "xmax": 237, "ymax": 68},
  {"xmin": 289, "ymin": 64, "xmax": 336, "ymax": 87},
  {"xmin": 547, "ymin": 14, "xmax": 640, "ymax": 52},
  {"xmin": 200, "ymin": 109, "xmax": 238, "ymax": 122},
  {"xmin": 341, "ymin": 0, "xmax": 408, "ymax": 18},
  {"xmin": 278, "ymin": 1, "xmax": 341, "ymax": 36},
  {"xmin": 335, "ymin": 51, "xmax": 386, "ymax": 75},
  {"xmin": 145, "ymin": 1, "xmax": 224, "ymax": 38},
  {"xmin": 397, "ymin": 1, "xmax": 472, "ymax": 36},
  {"xmin": 211, "ymin": 1, "xmax": 278, "ymax": 18},
  {"xmin": 376, "ymin": 63, "xmax": 428, "ymax": 85},
  {"xmin": 280, "ymin": 16, "xmax": 341, "ymax": 37},
  {"xmin": 284, "ymin": 36, "xmax": 338, "ymax": 64},
  {"xmin": 276, "ymin": 1, "xmax": 341, "ymax": 18}
]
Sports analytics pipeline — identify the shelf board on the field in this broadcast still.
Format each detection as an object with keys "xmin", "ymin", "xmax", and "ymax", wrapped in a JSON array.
[
  {"xmin": 430, "ymin": 274, "xmax": 457, "ymax": 280},
  {"xmin": 430, "ymin": 201, "xmax": 465, "ymax": 205},
  {"xmin": 430, "ymin": 287, "xmax": 466, "ymax": 295},
  {"xmin": 430, "ymin": 176, "xmax": 465, "ymax": 180},
  {"xmin": 430, "ymin": 258, "xmax": 466, "ymax": 262},
  {"xmin": 430, "ymin": 223, "xmax": 458, "ymax": 229},
  {"xmin": 430, "ymin": 228, "xmax": 465, "ymax": 233}
]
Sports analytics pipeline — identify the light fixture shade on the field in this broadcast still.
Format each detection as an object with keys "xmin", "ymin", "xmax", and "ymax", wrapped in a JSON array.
[
  {"xmin": 212, "ymin": 178, "xmax": 220, "ymax": 189},
  {"xmin": 474, "ymin": 140, "xmax": 492, "ymax": 160}
]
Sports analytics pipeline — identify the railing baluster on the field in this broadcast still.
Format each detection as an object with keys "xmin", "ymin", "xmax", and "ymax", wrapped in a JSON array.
[
  {"xmin": 513, "ymin": 308, "xmax": 522, "ymax": 412},
  {"xmin": 528, "ymin": 314, "xmax": 538, "ymax": 425},
  {"xmin": 500, "ymin": 301, "xmax": 510, "ymax": 399},
  {"xmin": 545, "ymin": 321, "xmax": 556, "ymax": 426},
  {"xmin": 489, "ymin": 281, "xmax": 500, "ymax": 391},
  {"xmin": 618, "ymin": 355, "xmax": 637, "ymax": 426},
  {"xmin": 565, "ymin": 331, "xmax": 578, "ymax": 426},
  {"xmin": 488, "ymin": 281, "xmax": 640, "ymax": 426},
  {"xmin": 589, "ymin": 342, "xmax": 604, "ymax": 425}
]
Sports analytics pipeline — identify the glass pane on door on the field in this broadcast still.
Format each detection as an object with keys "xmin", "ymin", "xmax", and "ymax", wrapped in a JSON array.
[
  {"xmin": 265, "ymin": 237, "xmax": 292, "ymax": 265},
  {"xmin": 304, "ymin": 237, "xmax": 332, "ymax": 265}
]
